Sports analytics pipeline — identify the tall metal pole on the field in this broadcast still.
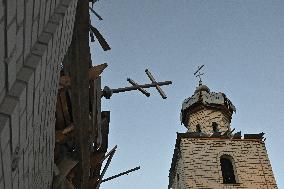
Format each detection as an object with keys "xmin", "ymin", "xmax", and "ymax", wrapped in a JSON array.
[{"xmin": 70, "ymin": 0, "xmax": 91, "ymax": 188}]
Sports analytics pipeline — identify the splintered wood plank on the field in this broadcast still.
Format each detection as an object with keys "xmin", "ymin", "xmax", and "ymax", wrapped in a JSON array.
[
  {"xmin": 89, "ymin": 176, "xmax": 100, "ymax": 189},
  {"xmin": 59, "ymin": 90, "xmax": 71, "ymax": 125},
  {"xmin": 55, "ymin": 124, "xmax": 75, "ymax": 143},
  {"xmin": 55, "ymin": 91, "xmax": 66, "ymax": 130},
  {"xmin": 89, "ymin": 63, "xmax": 108, "ymax": 80},
  {"xmin": 59, "ymin": 63, "xmax": 107, "ymax": 89},
  {"xmin": 56, "ymin": 89, "xmax": 72, "ymax": 130},
  {"xmin": 93, "ymin": 77, "xmax": 102, "ymax": 149},
  {"xmin": 59, "ymin": 76, "xmax": 71, "ymax": 89},
  {"xmin": 89, "ymin": 111, "xmax": 110, "ymax": 183},
  {"xmin": 90, "ymin": 152, "xmax": 104, "ymax": 171},
  {"xmin": 95, "ymin": 149, "xmax": 116, "ymax": 189},
  {"xmin": 100, "ymin": 111, "xmax": 110, "ymax": 153},
  {"xmin": 89, "ymin": 25, "xmax": 111, "ymax": 51}
]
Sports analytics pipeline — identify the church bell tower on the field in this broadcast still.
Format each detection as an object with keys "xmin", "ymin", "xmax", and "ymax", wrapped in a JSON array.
[{"xmin": 168, "ymin": 67, "xmax": 277, "ymax": 189}]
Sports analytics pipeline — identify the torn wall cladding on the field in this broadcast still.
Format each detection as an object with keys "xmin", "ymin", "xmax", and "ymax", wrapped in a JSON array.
[{"xmin": 0, "ymin": 0, "xmax": 78, "ymax": 188}]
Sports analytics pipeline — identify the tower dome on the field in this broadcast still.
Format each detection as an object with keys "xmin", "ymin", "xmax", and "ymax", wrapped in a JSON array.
[{"xmin": 180, "ymin": 83, "xmax": 236, "ymax": 133}]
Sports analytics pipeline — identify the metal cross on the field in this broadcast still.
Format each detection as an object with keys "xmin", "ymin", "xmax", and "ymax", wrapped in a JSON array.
[
  {"xmin": 102, "ymin": 69, "xmax": 172, "ymax": 99},
  {"xmin": 194, "ymin": 65, "xmax": 204, "ymax": 86}
]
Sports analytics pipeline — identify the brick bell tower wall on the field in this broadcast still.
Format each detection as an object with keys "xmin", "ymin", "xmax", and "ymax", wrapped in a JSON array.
[
  {"xmin": 186, "ymin": 107, "xmax": 232, "ymax": 134},
  {"xmin": 171, "ymin": 138, "xmax": 277, "ymax": 189}
]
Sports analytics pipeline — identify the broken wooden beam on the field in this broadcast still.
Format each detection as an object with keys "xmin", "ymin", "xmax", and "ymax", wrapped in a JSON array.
[
  {"xmin": 95, "ymin": 148, "xmax": 116, "ymax": 189},
  {"xmin": 89, "ymin": 6, "xmax": 103, "ymax": 20},
  {"xmin": 89, "ymin": 24, "xmax": 111, "ymax": 51},
  {"xmin": 69, "ymin": 0, "xmax": 91, "ymax": 187}
]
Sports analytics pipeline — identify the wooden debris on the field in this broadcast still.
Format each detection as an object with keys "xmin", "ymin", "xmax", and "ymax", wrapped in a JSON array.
[
  {"xmin": 89, "ymin": 6, "xmax": 103, "ymax": 20},
  {"xmin": 89, "ymin": 24, "xmax": 111, "ymax": 51},
  {"xmin": 95, "ymin": 148, "xmax": 116, "ymax": 189},
  {"xmin": 101, "ymin": 166, "xmax": 141, "ymax": 183},
  {"xmin": 59, "ymin": 63, "xmax": 108, "ymax": 89},
  {"xmin": 53, "ymin": 157, "xmax": 78, "ymax": 189},
  {"xmin": 89, "ymin": 63, "xmax": 108, "ymax": 80},
  {"xmin": 55, "ymin": 124, "xmax": 75, "ymax": 143},
  {"xmin": 69, "ymin": 0, "xmax": 92, "ymax": 187}
]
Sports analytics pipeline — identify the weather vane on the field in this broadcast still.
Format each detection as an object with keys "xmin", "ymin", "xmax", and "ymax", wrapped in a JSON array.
[{"xmin": 194, "ymin": 65, "xmax": 204, "ymax": 86}]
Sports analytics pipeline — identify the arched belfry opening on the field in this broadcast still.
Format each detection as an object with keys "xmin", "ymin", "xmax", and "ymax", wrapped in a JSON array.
[
  {"xmin": 196, "ymin": 124, "xmax": 201, "ymax": 133},
  {"xmin": 220, "ymin": 155, "xmax": 237, "ymax": 184},
  {"xmin": 212, "ymin": 122, "xmax": 218, "ymax": 132}
]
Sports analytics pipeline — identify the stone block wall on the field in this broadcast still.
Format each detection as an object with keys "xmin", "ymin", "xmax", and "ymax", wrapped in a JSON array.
[
  {"xmin": 187, "ymin": 108, "xmax": 231, "ymax": 134},
  {"xmin": 0, "ymin": 0, "xmax": 78, "ymax": 188},
  {"xmin": 171, "ymin": 138, "xmax": 277, "ymax": 189}
]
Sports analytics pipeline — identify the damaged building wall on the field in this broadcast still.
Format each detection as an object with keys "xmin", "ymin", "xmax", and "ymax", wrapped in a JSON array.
[
  {"xmin": 171, "ymin": 138, "xmax": 277, "ymax": 189},
  {"xmin": 0, "ymin": 0, "xmax": 78, "ymax": 188}
]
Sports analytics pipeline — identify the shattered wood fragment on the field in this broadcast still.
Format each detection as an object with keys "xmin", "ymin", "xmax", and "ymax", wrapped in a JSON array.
[
  {"xmin": 244, "ymin": 132, "xmax": 265, "ymax": 139},
  {"xmin": 92, "ymin": 77, "xmax": 102, "ymax": 149},
  {"xmin": 89, "ymin": 24, "xmax": 111, "ymax": 51},
  {"xmin": 89, "ymin": 176, "xmax": 100, "ymax": 188},
  {"xmin": 89, "ymin": 63, "xmax": 108, "ymax": 80},
  {"xmin": 63, "ymin": 179, "xmax": 76, "ymax": 189},
  {"xmin": 55, "ymin": 124, "xmax": 75, "ymax": 143},
  {"xmin": 62, "ymin": 124, "xmax": 75, "ymax": 134},
  {"xmin": 101, "ymin": 166, "xmax": 141, "ymax": 183},
  {"xmin": 100, "ymin": 145, "xmax": 117, "ymax": 164},
  {"xmin": 89, "ymin": 6, "xmax": 103, "ymax": 20},
  {"xmin": 59, "ymin": 76, "xmax": 71, "ymax": 89},
  {"xmin": 59, "ymin": 63, "xmax": 108, "ymax": 89},
  {"xmin": 90, "ymin": 31, "xmax": 95, "ymax": 42},
  {"xmin": 99, "ymin": 111, "xmax": 110, "ymax": 152},
  {"xmin": 56, "ymin": 89, "xmax": 72, "ymax": 130},
  {"xmin": 90, "ymin": 152, "xmax": 104, "ymax": 170},
  {"xmin": 95, "ymin": 149, "xmax": 116, "ymax": 189},
  {"xmin": 53, "ymin": 157, "xmax": 78, "ymax": 189}
]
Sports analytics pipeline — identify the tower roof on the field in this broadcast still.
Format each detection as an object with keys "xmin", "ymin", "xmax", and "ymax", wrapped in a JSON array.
[
  {"xmin": 194, "ymin": 84, "xmax": 210, "ymax": 93},
  {"xmin": 180, "ymin": 84, "xmax": 236, "ymax": 125}
]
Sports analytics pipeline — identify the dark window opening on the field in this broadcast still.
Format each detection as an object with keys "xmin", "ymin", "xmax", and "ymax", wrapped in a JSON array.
[
  {"xmin": 196, "ymin": 124, "xmax": 201, "ymax": 133},
  {"xmin": 212, "ymin": 122, "xmax": 218, "ymax": 132},
  {"xmin": 220, "ymin": 155, "xmax": 236, "ymax": 184}
]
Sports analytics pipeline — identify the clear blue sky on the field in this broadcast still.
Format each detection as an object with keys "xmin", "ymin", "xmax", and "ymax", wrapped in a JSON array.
[{"xmin": 90, "ymin": 1, "xmax": 284, "ymax": 188}]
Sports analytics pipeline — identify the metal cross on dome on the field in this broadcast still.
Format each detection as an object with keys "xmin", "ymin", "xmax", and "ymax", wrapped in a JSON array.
[{"xmin": 194, "ymin": 65, "xmax": 205, "ymax": 86}]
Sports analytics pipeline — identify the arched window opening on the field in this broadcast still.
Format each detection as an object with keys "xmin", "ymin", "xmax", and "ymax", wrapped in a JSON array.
[
  {"xmin": 212, "ymin": 122, "xmax": 218, "ymax": 132},
  {"xmin": 196, "ymin": 124, "xmax": 201, "ymax": 133},
  {"xmin": 220, "ymin": 155, "xmax": 236, "ymax": 184}
]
